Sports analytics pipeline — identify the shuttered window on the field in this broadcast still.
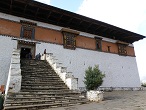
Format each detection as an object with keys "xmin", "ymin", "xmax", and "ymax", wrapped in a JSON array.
[
  {"xmin": 95, "ymin": 37, "xmax": 102, "ymax": 51},
  {"xmin": 20, "ymin": 20, "xmax": 36, "ymax": 40},
  {"xmin": 118, "ymin": 44, "xmax": 127, "ymax": 55},
  {"xmin": 20, "ymin": 25, "xmax": 35, "ymax": 39},
  {"xmin": 63, "ymin": 32, "xmax": 76, "ymax": 50}
]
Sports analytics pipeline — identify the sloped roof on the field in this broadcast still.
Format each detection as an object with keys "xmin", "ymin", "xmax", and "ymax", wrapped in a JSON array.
[{"xmin": 0, "ymin": 0, "xmax": 145, "ymax": 43}]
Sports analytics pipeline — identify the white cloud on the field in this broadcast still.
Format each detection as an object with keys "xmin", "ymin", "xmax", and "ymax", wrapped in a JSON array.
[
  {"xmin": 77, "ymin": 0, "xmax": 146, "ymax": 34},
  {"xmin": 34, "ymin": 0, "xmax": 51, "ymax": 5},
  {"xmin": 77, "ymin": 0, "xmax": 146, "ymax": 81}
]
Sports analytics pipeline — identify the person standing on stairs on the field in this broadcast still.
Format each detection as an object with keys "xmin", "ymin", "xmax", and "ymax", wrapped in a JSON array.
[
  {"xmin": 44, "ymin": 49, "xmax": 46, "ymax": 60},
  {"xmin": 35, "ymin": 53, "xmax": 41, "ymax": 60}
]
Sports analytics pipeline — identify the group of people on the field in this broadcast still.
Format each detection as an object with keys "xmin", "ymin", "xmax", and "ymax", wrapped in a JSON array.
[{"xmin": 25, "ymin": 49, "xmax": 46, "ymax": 60}]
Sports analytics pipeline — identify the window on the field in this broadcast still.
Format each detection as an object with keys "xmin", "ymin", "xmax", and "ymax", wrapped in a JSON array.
[
  {"xmin": 20, "ymin": 20, "xmax": 36, "ymax": 40},
  {"xmin": 20, "ymin": 25, "xmax": 35, "ymax": 39},
  {"xmin": 117, "ymin": 44, "xmax": 127, "ymax": 55},
  {"xmin": 95, "ymin": 37, "xmax": 102, "ymax": 51},
  {"xmin": 63, "ymin": 32, "xmax": 76, "ymax": 49},
  {"xmin": 107, "ymin": 46, "xmax": 111, "ymax": 52}
]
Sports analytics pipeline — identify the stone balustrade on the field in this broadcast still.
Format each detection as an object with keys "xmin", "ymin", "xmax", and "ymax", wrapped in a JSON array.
[
  {"xmin": 41, "ymin": 53, "xmax": 78, "ymax": 90},
  {"xmin": 5, "ymin": 49, "xmax": 21, "ymax": 96}
]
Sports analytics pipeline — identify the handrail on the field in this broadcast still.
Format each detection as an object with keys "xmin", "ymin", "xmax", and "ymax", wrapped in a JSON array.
[{"xmin": 41, "ymin": 53, "xmax": 78, "ymax": 90}]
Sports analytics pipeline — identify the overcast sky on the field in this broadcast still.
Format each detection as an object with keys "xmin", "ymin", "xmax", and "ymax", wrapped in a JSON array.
[{"xmin": 35, "ymin": 0, "xmax": 146, "ymax": 82}]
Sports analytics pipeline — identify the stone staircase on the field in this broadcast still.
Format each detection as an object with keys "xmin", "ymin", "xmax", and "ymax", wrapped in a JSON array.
[{"xmin": 4, "ymin": 59, "xmax": 88, "ymax": 110}]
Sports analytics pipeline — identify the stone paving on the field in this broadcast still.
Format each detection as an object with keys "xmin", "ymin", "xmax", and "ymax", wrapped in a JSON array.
[{"xmin": 46, "ymin": 90, "xmax": 146, "ymax": 110}]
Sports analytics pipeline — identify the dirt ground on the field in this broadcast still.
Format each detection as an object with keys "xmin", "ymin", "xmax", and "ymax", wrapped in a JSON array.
[{"xmin": 48, "ymin": 90, "xmax": 146, "ymax": 110}]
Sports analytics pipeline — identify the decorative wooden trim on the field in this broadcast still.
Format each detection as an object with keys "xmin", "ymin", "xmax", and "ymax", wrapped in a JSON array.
[
  {"xmin": 94, "ymin": 36, "xmax": 103, "ymax": 40},
  {"xmin": 116, "ymin": 41, "xmax": 129, "ymax": 45},
  {"xmin": 62, "ymin": 31, "xmax": 77, "ymax": 50},
  {"xmin": 20, "ymin": 20, "xmax": 37, "ymax": 26},
  {"xmin": 61, "ymin": 28, "xmax": 80, "ymax": 35}
]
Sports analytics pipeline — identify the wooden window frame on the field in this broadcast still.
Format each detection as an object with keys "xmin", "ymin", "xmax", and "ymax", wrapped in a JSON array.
[
  {"xmin": 95, "ymin": 37, "xmax": 102, "ymax": 51},
  {"xmin": 117, "ymin": 43, "xmax": 127, "ymax": 56},
  {"xmin": 62, "ymin": 32, "xmax": 76, "ymax": 50},
  {"xmin": 107, "ymin": 46, "xmax": 111, "ymax": 52},
  {"xmin": 20, "ymin": 25, "xmax": 35, "ymax": 40},
  {"xmin": 20, "ymin": 20, "xmax": 36, "ymax": 40}
]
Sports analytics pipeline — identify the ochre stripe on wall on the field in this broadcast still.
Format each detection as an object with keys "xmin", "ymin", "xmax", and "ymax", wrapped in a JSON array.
[
  {"xmin": 35, "ymin": 27, "xmax": 63, "ymax": 45},
  {"xmin": 102, "ymin": 41, "xmax": 118, "ymax": 54},
  {"xmin": 0, "ymin": 18, "xmax": 21, "ymax": 37},
  {"xmin": 76, "ymin": 36, "xmax": 96, "ymax": 50}
]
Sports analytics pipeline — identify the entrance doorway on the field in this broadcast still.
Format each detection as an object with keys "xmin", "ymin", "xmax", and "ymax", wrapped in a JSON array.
[
  {"xmin": 17, "ymin": 40, "xmax": 36, "ymax": 59},
  {"xmin": 20, "ymin": 48, "xmax": 31, "ymax": 59}
]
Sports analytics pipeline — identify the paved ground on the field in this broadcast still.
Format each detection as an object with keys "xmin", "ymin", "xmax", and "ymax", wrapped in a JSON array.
[{"xmin": 46, "ymin": 91, "xmax": 146, "ymax": 110}]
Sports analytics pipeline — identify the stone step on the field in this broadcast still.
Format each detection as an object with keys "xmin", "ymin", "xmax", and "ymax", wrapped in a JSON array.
[
  {"xmin": 22, "ymin": 76, "xmax": 60, "ymax": 79},
  {"xmin": 21, "ymin": 64, "xmax": 49, "ymax": 67},
  {"xmin": 21, "ymin": 65, "xmax": 50, "ymax": 68},
  {"xmin": 22, "ymin": 78, "xmax": 60, "ymax": 81},
  {"xmin": 5, "ymin": 98, "xmax": 79, "ymax": 106},
  {"xmin": 21, "ymin": 84, "xmax": 67, "ymax": 88},
  {"xmin": 21, "ymin": 81, "xmax": 65, "ymax": 85},
  {"xmin": 22, "ymin": 78, "xmax": 61, "ymax": 81},
  {"xmin": 4, "ymin": 102, "xmax": 62, "ymax": 110},
  {"xmin": 7, "ymin": 93, "xmax": 82, "ymax": 98},
  {"xmin": 21, "ymin": 73, "xmax": 58, "ymax": 76},
  {"xmin": 21, "ymin": 66, "xmax": 50, "ymax": 68},
  {"xmin": 4, "ymin": 101, "xmax": 87, "ymax": 110},
  {"xmin": 21, "ymin": 59, "xmax": 45, "ymax": 62},
  {"xmin": 6, "ymin": 95, "xmax": 85, "ymax": 101},
  {"xmin": 22, "ymin": 80, "xmax": 63, "ymax": 83},
  {"xmin": 6, "ymin": 96, "xmax": 64, "ymax": 101},
  {"xmin": 21, "ymin": 86, "xmax": 68, "ymax": 90},
  {"xmin": 5, "ymin": 98, "xmax": 87, "ymax": 107},
  {"xmin": 22, "ymin": 75, "xmax": 60, "ymax": 78},
  {"xmin": 21, "ymin": 73, "xmax": 57, "ymax": 76},
  {"xmin": 21, "ymin": 82, "xmax": 64, "ymax": 85},
  {"xmin": 21, "ymin": 69, "xmax": 50, "ymax": 72},
  {"xmin": 8, "ymin": 91, "xmax": 81, "ymax": 96},
  {"xmin": 5, "ymin": 99, "xmax": 53, "ymax": 106},
  {"xmin": 21, "ymin": 89, "xmax": 71, "ymax": 92},
  {"xmin": 21, "ymin": 71, "xmax": 55, "ymax": 74}
]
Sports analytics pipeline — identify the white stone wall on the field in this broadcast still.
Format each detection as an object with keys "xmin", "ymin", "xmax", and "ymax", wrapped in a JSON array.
[
  {"xmin": 0, "ymin": 35, "xmax": 17, "ymax": 86},
  {"xmin": 36, "ymin": 42, "xmax": 141, "ymax": 88},
  {"xmin": 0, "ymin": 12, "xmax": 139, "ymax": 89}
]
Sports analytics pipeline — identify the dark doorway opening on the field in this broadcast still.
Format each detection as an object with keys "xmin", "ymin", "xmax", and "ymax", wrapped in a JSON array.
[{"xmin": 20, "ymin": 48, "xmax": 31, "ymax": 59}]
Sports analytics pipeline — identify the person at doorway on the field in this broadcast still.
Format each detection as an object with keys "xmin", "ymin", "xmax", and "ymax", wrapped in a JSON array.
[
  {"xmin": 35, "ymin": 53, "xmax": 41, "ymax": 60},
  {"xmin": 26, "ymin": 52, "xmax": 32, "ymax": 59}
]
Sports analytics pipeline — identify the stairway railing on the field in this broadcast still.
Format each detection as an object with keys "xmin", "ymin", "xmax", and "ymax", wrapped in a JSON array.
[
  {"xmin": 5, "ymin": 49, "xmax": 21, "ymax": 97},
  {"xmin": 41, "ymin": 53, "xmax": 78, "ymax": 90}
]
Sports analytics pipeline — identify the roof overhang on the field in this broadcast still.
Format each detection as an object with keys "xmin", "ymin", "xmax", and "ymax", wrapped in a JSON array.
[{"xmin": 0, "ymin": 0, "xmax": 145, "ymax": 43}]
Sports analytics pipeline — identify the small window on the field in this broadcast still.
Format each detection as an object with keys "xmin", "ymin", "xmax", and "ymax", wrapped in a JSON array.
[
  {"xmin": 20, "ymin": 25, "xmax": 35, "ymax": 39},
  {"xmin": 118, "ymin": 44, "xmax": 127, "ymax": 55},
  {"xmin": 107, "ymin": 46, "xmax": 111, "ymax": 52},
  {"xmin": 63, "ymin": 32, "xmax": 76, "ymax": 49},
  {"xmin": 95, "ymin": 37, "xmax": 102, "ymax": 51}
]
